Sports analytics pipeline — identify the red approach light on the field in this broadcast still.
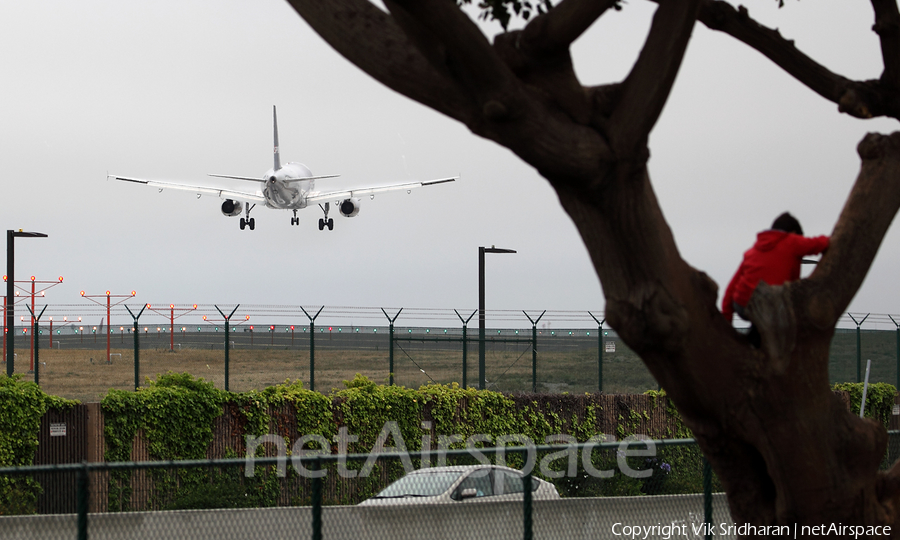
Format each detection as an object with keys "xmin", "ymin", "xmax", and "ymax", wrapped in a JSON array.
[
  {"xmin": 202, "ymin": 316, "xmax": 208, "ymax": 321},
  {"xmin": 270, "ymin": 325, "xmax": 274, "ymax": 330},
  {"xmin": 30, "ymin": 276, "xmax": 35, "ymax": 281},
  {"xmin": 58, "ymin": 276, "xmax": 63, "ymax": 282},
  {"xmin": 192, "ymin": 305, "xmax": 197, "ymax": 309},
  {"xmin": 290, "ymin": 326, "xmax": 295, "ymax": 330},
  {"xmin": 80, "ymin": 291, "xmax": 85, "ymax": 296},
  {"xmin": 131, "ymin": 291, "xmax": 136, "ymax": 296},
  {"xmin": 170, "ymin": 304, "xmax": 174, "ymax": 308},
  {"xmin": 106, "ymin": 291, "xmax": 110, "ymax": 296},
  {"xmin": 2, "ymin": 275, "xmax": 6, "ymax": 281},
  {"xmin": 250, "ymin": 325, "xmax": 254, "ymax": 330}
]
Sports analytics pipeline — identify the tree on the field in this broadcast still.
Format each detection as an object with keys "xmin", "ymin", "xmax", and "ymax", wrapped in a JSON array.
[{"xmin": 286, "ymin": 0, "xmax": 900, "ymax": 529}]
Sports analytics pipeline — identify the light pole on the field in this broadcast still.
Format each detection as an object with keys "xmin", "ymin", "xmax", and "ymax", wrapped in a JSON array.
[
  {"xmin": 479, "ymin": 245, "xmax": 516, "ymax": 390},
  {"xmin": 6, "ymin": 230, "xmax": 47, "ymax": 377}
]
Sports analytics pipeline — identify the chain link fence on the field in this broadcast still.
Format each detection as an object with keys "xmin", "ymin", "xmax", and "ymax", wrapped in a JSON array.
[
  {"xmin": 2, "ymin": 438, "xmax": 735, "ymax": 540},
  {"xmin": 3, "ymin": 306, "xmax": 900, "ymax": 401},
  {"xmin": 5, "ymin": 433, "xmax": 900, "ymax": 539}
]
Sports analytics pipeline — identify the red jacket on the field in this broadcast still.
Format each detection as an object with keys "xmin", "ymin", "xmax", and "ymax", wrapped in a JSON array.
[{"xmin": 722, "ymin": 230, "xmax": 829, "ymax": 321}]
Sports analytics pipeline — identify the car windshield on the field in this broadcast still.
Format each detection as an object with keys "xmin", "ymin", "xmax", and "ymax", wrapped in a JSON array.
[{"xmin": 373, "ymin": 471, "xmax": 464, "ymax": 498}]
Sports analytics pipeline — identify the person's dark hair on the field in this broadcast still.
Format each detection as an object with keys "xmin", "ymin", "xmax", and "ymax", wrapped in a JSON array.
[{"xmin": 771, "ymin": 212, "xmax": 803, "ymax": 235}]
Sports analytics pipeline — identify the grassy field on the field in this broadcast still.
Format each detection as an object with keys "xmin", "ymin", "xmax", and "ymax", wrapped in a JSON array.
[
  {"xmin": 5, "ymin": 328, "xmax": 897, "ymax": 402},
  {"xmin": 5, "ymin": 344, "xmax": 657, "ymax": 402}
]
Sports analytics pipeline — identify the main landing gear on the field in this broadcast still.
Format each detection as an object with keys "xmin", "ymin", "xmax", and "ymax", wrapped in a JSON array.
[
  {"xmin": 318, "ymin": 202, "xmax": 334, "ymax": 231},
  {"xmin": 239, "ymin": 204, "xmax": 256, "ymax": 230},
  {"xmin": 291, "ymin": 209, "xmax": 300, "ymax": 226}
]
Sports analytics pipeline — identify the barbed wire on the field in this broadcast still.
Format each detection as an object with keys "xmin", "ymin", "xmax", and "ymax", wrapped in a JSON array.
[{"xmin": 1, "ymin": 303, "xmax": 898, "ymax": 330}]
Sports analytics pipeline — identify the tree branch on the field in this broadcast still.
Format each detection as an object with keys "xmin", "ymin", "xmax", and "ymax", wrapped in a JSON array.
[
  {"xmin": 518, "ymin": 0, "xmax": 620, "ymax": 53},
  {"xmin": 871, "ymin": 0, "xmax": 900, "ymax": 90},
  {"xmin": 607, "ymin": 0, "xmax": 701, "ymax": 159},
  {"xmin": 696, "ymin": 0, "xmax": 900, "ymax": 121},
  {"xmin": 480, "ymin": 0, "xmax": 618, "ymax": 127},
  {"xmin": 806, "ymin": 133, "xmax": 900, "ymax": 327},
  {"xmin": 385, "ymin": 0, "xmax": 615, "ymax": 180},
  {"xmin": 386, "ymin": 0, "xmax": 523, "ymax": 112},
  {"xmin": 285, "ymin": 0, "xmax": 472, "ymax": 121}
]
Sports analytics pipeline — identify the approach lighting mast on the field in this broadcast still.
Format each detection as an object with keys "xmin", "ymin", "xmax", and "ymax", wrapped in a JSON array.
[
  {"xmin": 4, "ymin": 276, "xmax": 63, "ymax": 372},
  {"xmin": 80, "ymin": 290, "xmax": 136, "ymax": 364},
  {"xmin": 147, "ymin": 304, "xmax": 198, "ymax": 352}
]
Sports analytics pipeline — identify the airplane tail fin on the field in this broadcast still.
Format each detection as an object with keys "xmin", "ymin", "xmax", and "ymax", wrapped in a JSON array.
[{"xmin": 273, "ymin": 105, "xmax": 281, "ymax": 171}]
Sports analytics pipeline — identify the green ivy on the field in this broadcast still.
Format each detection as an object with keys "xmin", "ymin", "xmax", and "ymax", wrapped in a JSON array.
[
  {"xmin": 93, "ymin": 373, "xmax": 898, "ymax": 508},
  {"xmin": 833, "ymin": 382, "xmax": 897, "ymax": 427},
  {"xmin": 0, "ymin": 374, "xmax": 76, "ymax": 514}
]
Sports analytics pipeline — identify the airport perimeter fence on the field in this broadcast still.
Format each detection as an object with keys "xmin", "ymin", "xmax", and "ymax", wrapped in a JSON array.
[
  {"xmin": 3, "ymin": 305, "xmax": 900, "ymax": 400},
  {"xmin": 1, "ymin": 438, "xmax": 735, "ymax": 540}
]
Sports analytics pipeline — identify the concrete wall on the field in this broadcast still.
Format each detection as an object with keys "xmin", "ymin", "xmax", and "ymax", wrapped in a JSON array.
[{"xmin": 0, "ymin": 493, "xmax": 734, "ymax": 540}]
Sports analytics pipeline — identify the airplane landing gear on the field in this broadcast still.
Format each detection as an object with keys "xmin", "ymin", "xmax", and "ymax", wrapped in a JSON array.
[
  {"xmin": 291, "ymin": 209, "xmax": 299, "ymax": 226},
  {"xmin": 317, "ymin": 202, "xmax": 334, "ymax": 231},
  {"xmin": 240, "ymin": 204, "xmax": 257, "ymax": 231}
]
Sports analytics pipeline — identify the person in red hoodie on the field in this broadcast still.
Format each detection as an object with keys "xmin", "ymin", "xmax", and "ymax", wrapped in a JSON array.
[{"xmin": 722, "ymin": 212, "xmax": 830, "ymax": 327}]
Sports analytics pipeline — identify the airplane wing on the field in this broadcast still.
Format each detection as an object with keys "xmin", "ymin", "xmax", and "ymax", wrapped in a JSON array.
[
  {"xmin": 108, "ymin": 175, "xmax": 266, "ymax": 203},
  {"xmin": 207, "ymin": 173, "xmax": 341, "ymax": 183},
  {"xmin": 305, "ymin": 177, "xmax": 457, "ymax": 204}
]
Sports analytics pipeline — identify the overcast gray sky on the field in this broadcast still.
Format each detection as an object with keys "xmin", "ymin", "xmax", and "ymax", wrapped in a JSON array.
[{"xmin": 1, "ymin": 1, "xmax": 897, "ymax": 329}]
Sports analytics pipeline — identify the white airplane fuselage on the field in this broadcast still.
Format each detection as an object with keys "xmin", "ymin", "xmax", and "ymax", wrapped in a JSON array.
[{"xmin": 261, "ymin": 162, "xmax": 315, "ymax": 210}]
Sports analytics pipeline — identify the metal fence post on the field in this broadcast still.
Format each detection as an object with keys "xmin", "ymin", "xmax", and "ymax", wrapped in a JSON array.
[
  {"xmin": 463, "ymin": 324, "xmax": 472, "ymax": 390},
  {"xmin": 215, "ymin": 305, "xmax": 240, "ymax": 392},
  {"xmin": 224, "ymin": 320, "xmax": 230, "ymax": 391},
  {"xmin": 27, "ymin": 305, "xmax": 46, "ymax": 385},
  {"xmin": 33, "ymin": 317, "xmax": 39, "ymax": 385},
  {"xmin": 301, "ymin": 306, "xmax": 324, "ymax": 392},
  {"xmin": 312, "ymin": 456, "xmax": 322, "ymax": 540},
  {"xmin": 524, "ymin": 311, "xmax": 546, "ymax": 393},
  {"xmin": 589, "ymin": 312, "xmax": 605, "ymax": 393},
  {"xmin": 523, "ymin": 470, "xmax": 533, "ymax": 540},
  {"xmin": 703, "ymin": 456, "xmax": 712, "ymax": 540},
  {"xmin": 381, "ymin": 309, "xmax": 402, "ymax": 386},
  {"xmin": 125, "ymin": 304, "xmax": 147, "ymax": 391},
  {"xmin": 454, "ymin": 310, "xmax": 476, "ymax": 389},
  {"xmin": 891, "ymin": 315, "xmax": 900, "ymax": 390},
  {"xmin": 77, "ymin": 461, "xmax": 89, "ymax": 540},
  {"xmin": 850, "ymin": 313, "xmax": 870, "ymax": 382}
]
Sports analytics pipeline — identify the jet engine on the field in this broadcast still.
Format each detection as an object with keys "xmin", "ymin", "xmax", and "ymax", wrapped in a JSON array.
[
  {"xmin": 339, "ymin": 198, "xmax": 361, "ymax": 218},
  {"xmin": 221, "ymin": 199, "xmax": 243, "ymax": 217}
]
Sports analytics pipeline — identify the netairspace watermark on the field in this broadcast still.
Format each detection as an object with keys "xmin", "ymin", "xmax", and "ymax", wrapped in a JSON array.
[
  {"xmin": 243, "ymin": 420, "xmax": 659, "ymax": 479},
  {"xmin": 611, "ymin": 521, "xmax": 892, "ymax": 539}
]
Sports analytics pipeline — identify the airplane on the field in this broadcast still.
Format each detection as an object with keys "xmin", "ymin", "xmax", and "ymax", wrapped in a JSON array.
[{"xmin": 109, "ymin": 106, "xmax": 456, "ymax": 231}]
